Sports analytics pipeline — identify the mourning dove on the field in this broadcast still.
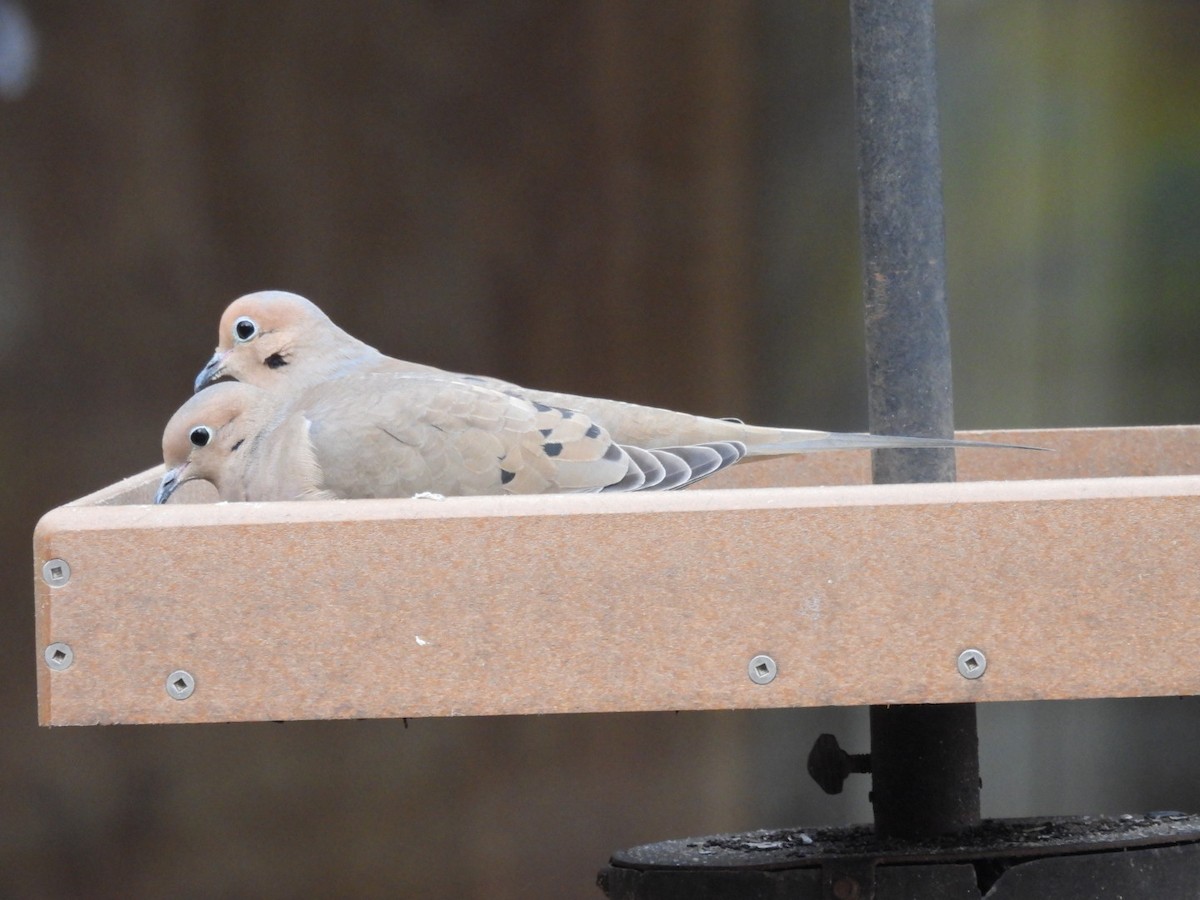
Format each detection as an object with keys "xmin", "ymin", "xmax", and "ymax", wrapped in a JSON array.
[
  {"xmin": 191, "ymin": 290, "xmax": 1030, "ymax": 457},
  {"xmin": 156, "ymin": 377, "xmax": 752, "ymax": 503}
]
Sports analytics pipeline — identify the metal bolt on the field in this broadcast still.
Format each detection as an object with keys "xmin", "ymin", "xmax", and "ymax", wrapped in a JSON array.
[
  {"xmin": 44, "ymin": 642, "xmax": 73, "ymax": 671},
  {"xmin": 957, "ymin": 648, "xmax": 987, "ymax": 680},
  {"xmin": 748, "ymin": 654, "xmax": 777, "ymax": 685},
  {"xmin": 42, "ymin": 558, "xmax": 71, "ymax": 587},
  {"xmin": 166, "ymin": 670, "xmax": 195, "ymax": 700},
  {"xmin": 808, "ymin": 733, "xmax": 871, "ymax": 795}
]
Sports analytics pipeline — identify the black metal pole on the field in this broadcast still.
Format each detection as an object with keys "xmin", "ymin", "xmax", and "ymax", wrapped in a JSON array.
[{"xmin": 849, "ymin": 0, "xmax": 981, "ymax": 838}]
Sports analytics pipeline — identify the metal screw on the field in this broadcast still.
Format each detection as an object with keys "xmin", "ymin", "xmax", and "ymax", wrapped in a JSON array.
[
  {"xmin": 957, "ymin": 648, "xmax": 987, "ymax": 680},
  {"xmin": 42, "ymin": 558, "xmax": 71, "ymax": 587},
  {"xmin": 44, "ymin": 642, "xmax": 73, "ymax": 671},
  {"xmin": 748, "ymin": 654, "xmax": 777, "ymax": 685},
  {"xmin": 166, "ymin": 670, "xmax": 195, "ymax": 700}
]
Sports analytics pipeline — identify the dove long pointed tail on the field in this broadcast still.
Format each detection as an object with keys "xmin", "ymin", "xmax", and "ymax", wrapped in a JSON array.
[
  {"xmin": 746, "ymin": 430, "xmax": 1045, "ymax": 455},
  {"xmin": 505, "ymin": 394, "xmax": 1041, "ymax": 456}
]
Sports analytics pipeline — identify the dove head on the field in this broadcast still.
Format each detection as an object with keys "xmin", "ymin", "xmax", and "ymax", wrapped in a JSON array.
[
  {"xmin": 194, "ymin": 291, "xmax": 376, "ymax": 393},
  {"xmin": 157, "ymin": 382, "xmax": 270, "ymax": 503}
]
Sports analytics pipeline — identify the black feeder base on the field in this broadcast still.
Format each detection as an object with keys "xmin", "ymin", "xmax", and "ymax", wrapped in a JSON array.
[{"xmin": 598, "ymin": 814, "xmax": 1200, "ymax": 900}]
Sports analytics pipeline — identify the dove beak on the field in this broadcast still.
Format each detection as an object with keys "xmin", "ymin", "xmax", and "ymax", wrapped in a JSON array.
[
  {"xmin": 194, "ymin": 351, "xmax": 228, "ymax": 393},
  {"xmin": 155, "ymin": 466, "xmax": 184, "ymax": 504}
]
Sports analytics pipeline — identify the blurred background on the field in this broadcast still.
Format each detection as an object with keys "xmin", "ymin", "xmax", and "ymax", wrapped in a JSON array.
[{"xmin": 2, "ymin": 1, "xmax": 1199, "ymax": 896}]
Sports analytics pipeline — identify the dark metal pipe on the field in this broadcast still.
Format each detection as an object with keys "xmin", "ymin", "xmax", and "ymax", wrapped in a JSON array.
[{"xmin": 849, "ymin": 0, "xmax": 981, "ymax": 838}]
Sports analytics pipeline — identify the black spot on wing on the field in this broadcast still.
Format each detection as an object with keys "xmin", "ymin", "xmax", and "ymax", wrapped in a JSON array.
[
  {"xmin": 533, "ymin": 401, "xmax": 553, "ymax": 413},
  {"xmin": 585, "ymin": 423, "xmax": 601, "ymax": 438},
  {"xmin": 539, "ymin": 428, "xmax": 553, "ymax": 437},
  {"xmin": 500, "ymin": 469, "xmax": 516, "ymax": 485},
  {"xmin": 543, "ymin": 442, "xmax": 563, "ymax": 457}
]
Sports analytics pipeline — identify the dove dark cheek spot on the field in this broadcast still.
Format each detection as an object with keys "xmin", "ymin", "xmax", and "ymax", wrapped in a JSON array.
[
  {"xmin": 266, "ymin": 353, "xmax": 288, "ymax": 369},
  {"xmin": 231, "ymin": 439, "xmax": 244, "ymax": 452}
]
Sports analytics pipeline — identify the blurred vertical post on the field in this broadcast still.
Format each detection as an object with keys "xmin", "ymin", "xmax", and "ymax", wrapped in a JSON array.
[{"xmin": 849, "ymin": 0, "xmax": 982, "ymax": 837}]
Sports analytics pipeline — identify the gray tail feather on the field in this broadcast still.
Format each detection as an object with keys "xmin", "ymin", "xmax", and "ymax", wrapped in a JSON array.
[
  {"xmin": 664, "ymin": 442, "xmax": 745, "ymax": 486},
  {"xmin": 604, "ymin": 441, "xmax": 748, "ymax": 493},
  {"xmin": 621, "ymin": 445, "xmax": 670, "ymax": 489},
  {"xmin": 751, "ymin": 433, "xmax": 1046, "ymax": 455},
  {"xmin": 602, "ymin": 446, "xmax": 649, "ymax": 492}
]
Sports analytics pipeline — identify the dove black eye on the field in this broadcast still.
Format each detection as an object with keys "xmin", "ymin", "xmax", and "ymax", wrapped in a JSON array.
[
  {"xmin": 266, "ymin": 353, "xmax": 287, "ymax": 369},
  {"xmin": 233, "ymin": 316, "xmax": 258, "ymax": 342},
  {"xmin": 189, "ymin": 426, "xmax": 213, "ymax": 447}
]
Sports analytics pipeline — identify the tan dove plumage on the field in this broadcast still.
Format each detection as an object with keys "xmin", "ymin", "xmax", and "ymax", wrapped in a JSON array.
[
  {"xmin": 156, "ymin": 377, "xmax": 750, "ymax": 503},
  {"xmin": 192, "ymin": 290, "xmax": 1030, "ymax": 459}
]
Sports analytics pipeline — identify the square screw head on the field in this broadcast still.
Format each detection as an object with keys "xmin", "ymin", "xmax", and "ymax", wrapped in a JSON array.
[
  {"xmin": 44, "ymin": 642, "xmax": 73, "ymax": 671},
  {"xmin": 957, "ymin": 648, "xmax": 987, "ymax": 679},
  {"xmin": 42, "ymin": 559, "xmax": 71, "ymax": 587},
  {"xmin": 166, "ymin": 670, "xmax": 196, "ymax": 700},
  {"xmin": 748, "ymin": 654, "xmax": 778, "ymax": 685}
]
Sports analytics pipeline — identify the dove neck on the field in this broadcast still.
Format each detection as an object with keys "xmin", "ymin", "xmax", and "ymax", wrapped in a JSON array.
[{"xmin": 326, "ymin": 340, "xmax": 387, "ymax": 381}]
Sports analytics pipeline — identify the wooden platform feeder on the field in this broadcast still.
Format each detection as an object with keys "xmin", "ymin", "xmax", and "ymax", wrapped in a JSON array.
[{"xmin": 33, "ymin": 424, "xmax": 1200, "ymax": 727}]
